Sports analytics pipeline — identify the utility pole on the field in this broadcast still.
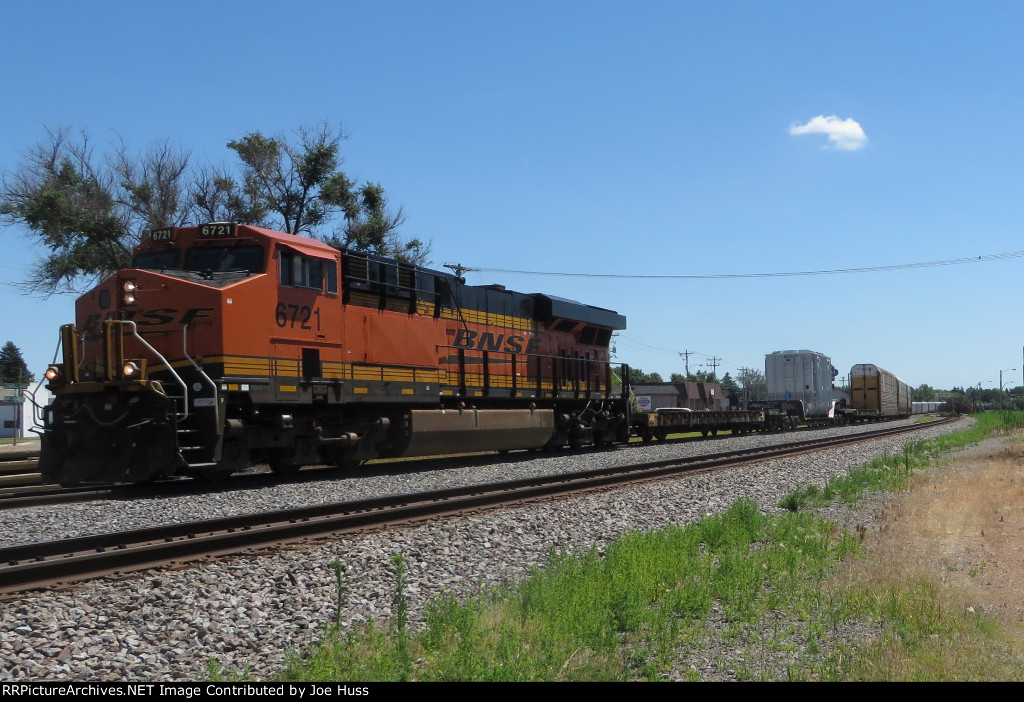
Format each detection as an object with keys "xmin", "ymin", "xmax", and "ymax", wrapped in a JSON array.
[
  {"xmin": 13, "ymin": 369, "xmax": 20, "ymax": 447},
  {"xmin": 706, "ymin": 357, "xmax": 720, "ymax": 379},
  {"xmin": 443, "ymin": 263, "xmax": 478, "ymax": 281},
  {"xmin": 678, "ymin": 350, "xmax": 694, "ymax": 378},
  {"xmin": 738, "ymin": 366, "xmax": 752, "ymax": 410},
  {"xmin": 1000, "ymin": 369, "xmax": 1016, "ymax": 409}
]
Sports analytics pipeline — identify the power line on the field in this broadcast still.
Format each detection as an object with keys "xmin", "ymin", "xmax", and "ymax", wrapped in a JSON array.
[{"xmin": 475, "ymin": 250, "xmax": 1024, "ymax": 280}]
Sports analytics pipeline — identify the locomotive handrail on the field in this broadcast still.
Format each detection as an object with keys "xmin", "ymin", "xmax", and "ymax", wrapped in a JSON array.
[
  {"xmin": 180, "ymin": 325, "xmax": 221, "ymax": 435},
  {"xmin": 123, "ymin": 321, "xmax": 190, "ymax": 422},
  {"xmin": 26, "ymin": 335, "xmax": 64, "ymax": 427},
  {"xmin": 437, "ymin": 344, "xmax": 615, "ymax": 398}
]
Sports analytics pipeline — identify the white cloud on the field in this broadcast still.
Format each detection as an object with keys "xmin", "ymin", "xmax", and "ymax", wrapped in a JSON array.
[{"xmin": 789, "ymin": 115, "xmax": 867, "ymax": 151}]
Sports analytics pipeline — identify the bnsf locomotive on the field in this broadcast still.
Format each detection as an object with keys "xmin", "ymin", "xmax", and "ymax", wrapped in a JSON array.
[{"xmin": 40, "ymin": 223, "xmax": 631, "ymax": 486}]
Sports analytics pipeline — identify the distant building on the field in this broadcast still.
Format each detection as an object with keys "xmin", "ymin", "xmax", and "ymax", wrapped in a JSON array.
[
  {"xmin": 0, "ymin": 385, "xmax": 25, "ymax": 439},
  {"xmin": 631, "ymin": 381, "xmax": 728, "ymax": 412},
  {"xmin": 0, "ymin": 383, "xmax": 51, "ymax": 440}
]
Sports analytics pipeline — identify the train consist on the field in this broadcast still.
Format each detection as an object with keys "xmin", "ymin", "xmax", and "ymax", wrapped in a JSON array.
[
  {"xmin": 632, "ymin": 349, "xmax": 913, "ymax": 440},
  {"xmin": 38, "ymin": 223, "xmax": 631, "ymax": 486},
  {"xmin": 35, "ymin": 223, "xmax": 917, "ymax": 487}
]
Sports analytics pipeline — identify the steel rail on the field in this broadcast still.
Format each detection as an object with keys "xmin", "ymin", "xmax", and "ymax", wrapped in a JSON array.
[
  {"xmin": 0, "ymin": 415, "xmax": 937, "ymax": 503},
  {"xmin": 0, "ymin": 418, "xmax": 952, "ymax": 596}
]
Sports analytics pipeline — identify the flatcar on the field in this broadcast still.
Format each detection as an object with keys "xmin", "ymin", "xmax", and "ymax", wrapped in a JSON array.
[
  {"xmin": 632, "ymin": 407, "xmax": 766, "ymax": 441},
  {"xmin": 39, "ymin": 223, "xmax": 631, "ymax": 486},
  {"xmin": 848, "ymin": 363, "xmax": 912, "ymax": 418}
]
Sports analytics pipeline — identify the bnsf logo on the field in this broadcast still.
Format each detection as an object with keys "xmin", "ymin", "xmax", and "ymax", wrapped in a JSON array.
[
  {"xmin": 452, "ymin": 328, "xmax": 542, "ymax": 354},
  {"xmin": 83, "ymin": 308, "xmax": 216, "ymax": 330}
]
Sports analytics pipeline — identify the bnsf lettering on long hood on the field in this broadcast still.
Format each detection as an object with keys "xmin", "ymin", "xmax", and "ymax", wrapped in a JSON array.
[{"xmin": 452, "ymin": 328, "xmax": 542, "ymax": 354}]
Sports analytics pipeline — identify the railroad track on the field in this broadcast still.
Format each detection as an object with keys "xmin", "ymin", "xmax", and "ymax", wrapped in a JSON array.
[
  {"xmin": 0, "ymin": 420, "xmax": 911, "ymax": 506},
  {"xmin": 0, "ymin": 418, "xmax": 953, "ymax": 597},
  {"xmin": 0, "ymin": 447, "xmax": 43, "ymax": 489}
]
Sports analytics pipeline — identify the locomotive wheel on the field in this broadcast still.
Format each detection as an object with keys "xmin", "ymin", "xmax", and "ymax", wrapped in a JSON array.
[
  {"xmin": 199, "ymin": 466, "xmax": 234, "ymax": 482},
  {"xmin": 268, "ymin": 459, "xmax": 301, "ymax": 476},
  {"xmin": 219, "ymin": 439, "xmax": 252, "ymax": 474},
  {"xmin": 267, "ymin": 448, "xmax": 301, "ymax": 476},
  {"xmin": 269, "ymin": 437, "xmax": 320, "ymax": 476},
  {"xmin": 328, "ymin": 447, "xmax": 362, "ymax": 471}
]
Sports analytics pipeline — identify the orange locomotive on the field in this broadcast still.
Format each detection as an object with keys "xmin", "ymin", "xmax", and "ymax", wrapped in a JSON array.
[{"xmin": 40, "ymin": 223, "xmax": 630, "ymax": 485}]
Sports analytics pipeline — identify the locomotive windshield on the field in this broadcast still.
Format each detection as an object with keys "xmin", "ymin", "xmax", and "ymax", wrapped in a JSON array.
[
  {"xmin": 133, "ymin": 249, "xmax": 181, "ymax": 270},
  {"xmin": 131, "ymin": 244, "xmax": 266, "ymax": 286},
  {"xmin": 184, "ymin": 245, "xmax": 264, "ymax": 274}
]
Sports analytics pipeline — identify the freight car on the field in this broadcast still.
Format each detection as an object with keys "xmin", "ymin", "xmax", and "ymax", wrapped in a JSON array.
[
  {"xmin": 632, "ymin": 408, "xmax": 766, "ymax": 441},
  {"xmin": 848, "ymin": 363, "xmax": 912, "ymax": 418},
  {"xmin": 38, "ymin": 223, "xmax": 631, "ymax": 486},
  {"xmin": 759, "ymin": 349, "xmax": 851, "ymax": 425}
]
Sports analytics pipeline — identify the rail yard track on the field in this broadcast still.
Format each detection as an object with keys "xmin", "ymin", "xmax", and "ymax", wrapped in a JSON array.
[{"xmin": 0, "ymin": 418, "xmax": 951, "ymax": 597}]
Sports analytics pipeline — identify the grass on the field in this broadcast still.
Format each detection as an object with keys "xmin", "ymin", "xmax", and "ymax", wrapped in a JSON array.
[
  {"xmin": 0, "ymin": 437, "xmax": 39, "ymax": 447},
  {"xmin": 779, "ymin": 411, "xmax": 1019, "ymax": 512},
  {"xmin": 272, "ymin": 501, "xmax": 859, "ymax": 681},
  {"xmin": 221, "ymin": 411, "xmax": 1024, "ymax": 681}
]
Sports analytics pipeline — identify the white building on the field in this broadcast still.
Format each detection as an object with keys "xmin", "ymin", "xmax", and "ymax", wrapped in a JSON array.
[{"xmin": 0, "ymin": 383, "xmax": 52, "ymax": 440}]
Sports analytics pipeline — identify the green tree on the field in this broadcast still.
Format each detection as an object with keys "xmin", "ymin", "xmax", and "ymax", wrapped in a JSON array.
[
  {"xmin": 1, "ymin": 123, "xmax": 426, "ymax": 294},
  {"xmin": 627, "ymin": 368, "xmax": 663, "ymax": 383},
  {"xmin": 221, "ymin": 124, "xmax": 428, "ymax": 262},
  {"xmin": 912, "ymin": 384, "xmax": 937, "ymax": 402},
  {"xmin": 719, "ymin": 372, "xmax": 739, "ymax": 395},
  {"xmin": 0, "ymin": 342, "xmax": 34, "ymax": 384},
  {"xmin": 737, "ymin": 367, "xmax": 767, "ymax": 402},
  {"xmin": 0, "ymin": 127, "xmax": 164, "ymax": 294},
  {"xmin": 224, "ymin": 124, "xmax": 354, "ymax": 236},
  {"xmin": 670, "ymin": 370, "xmax": 719, "ymax": 384}
]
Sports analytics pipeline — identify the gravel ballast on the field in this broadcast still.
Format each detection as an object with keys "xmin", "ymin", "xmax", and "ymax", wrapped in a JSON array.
[{"xmin": 0, "ymin": 418, "xmax": 970, "ymax": 681}]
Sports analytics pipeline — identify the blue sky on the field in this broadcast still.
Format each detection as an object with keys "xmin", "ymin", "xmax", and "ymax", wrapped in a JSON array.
[{"xmin": 2, "ymin": 1, "xmax": 1023, "ymax": 393}]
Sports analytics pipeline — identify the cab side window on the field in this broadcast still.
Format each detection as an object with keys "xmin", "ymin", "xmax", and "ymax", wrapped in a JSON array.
[{"xmin": 280, "ymin": 251, "xmax": 338, "ymax": 294}]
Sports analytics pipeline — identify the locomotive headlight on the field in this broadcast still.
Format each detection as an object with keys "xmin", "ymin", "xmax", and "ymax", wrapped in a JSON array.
[
  {"xmin": 122, "ymin": 361, "xmax": 140, "ymax": 378},
  {"xmin": 45, "ymin": 365, "xmax": 61, "ymax": 382},
  {"xmin": 122, "ymin": 280, "xmax": 138, "ymax": 305}
]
